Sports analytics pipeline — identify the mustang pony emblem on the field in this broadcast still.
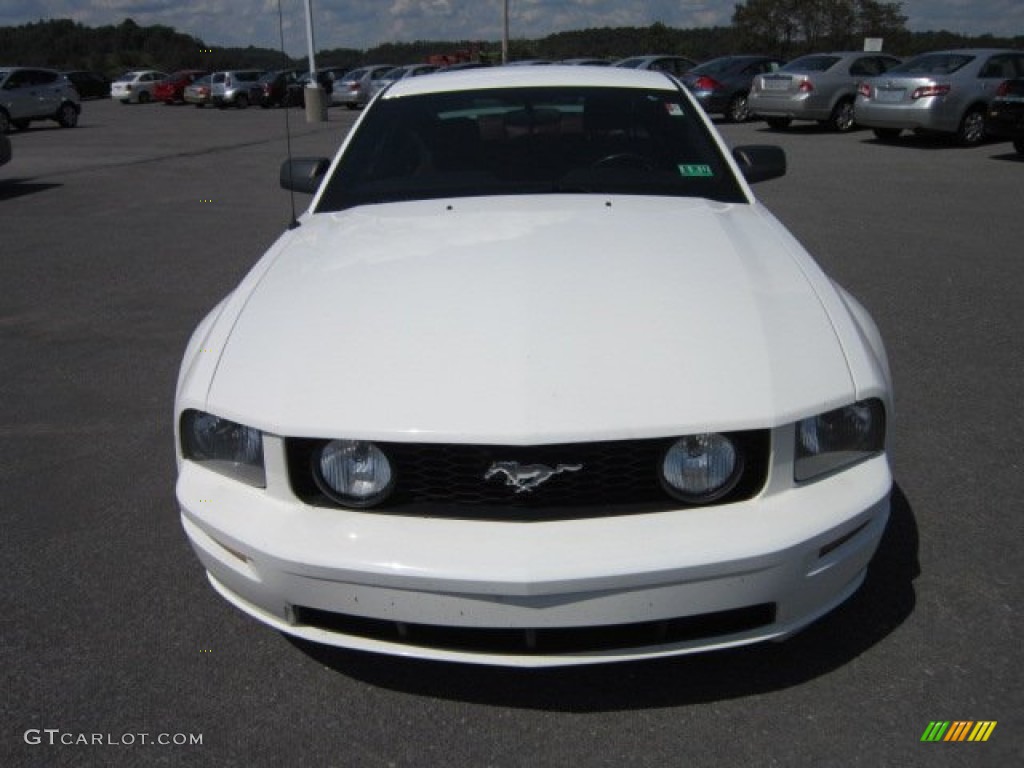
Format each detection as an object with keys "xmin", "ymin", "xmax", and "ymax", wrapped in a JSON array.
[{"xmin": 484, "ymin": 461, "xmax": 583, "ymax": 494}]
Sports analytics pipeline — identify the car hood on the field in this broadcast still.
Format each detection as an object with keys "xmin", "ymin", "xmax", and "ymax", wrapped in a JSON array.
[{"xmin": 205, "ymin": 195, "xmax": 855, "ymax": 443}]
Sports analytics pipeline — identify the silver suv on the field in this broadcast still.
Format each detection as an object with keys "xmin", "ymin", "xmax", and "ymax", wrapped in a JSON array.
[
  {"xmin": 749, "ymin": 52, "xmax": 902, "ymax": 132},
  {"xmin": 855, "ymin": 49, "xmax": 1024, "ymax": 146},
  {"xmin": 0, "ymin": 67, "xmax": 81, "ymax": 132},
  {"xmin": 210, "ymin": 70, "xmax": 263, "ymax": 109}
]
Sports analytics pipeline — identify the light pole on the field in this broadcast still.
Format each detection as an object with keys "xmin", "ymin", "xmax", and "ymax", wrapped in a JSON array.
[
  {"xmin": 303, "ymin": 0, "xmax": 327, "ymax": 122},
  {"xmin": 502, "ymin": 0, "xmax": 509, "ymax": 64}
]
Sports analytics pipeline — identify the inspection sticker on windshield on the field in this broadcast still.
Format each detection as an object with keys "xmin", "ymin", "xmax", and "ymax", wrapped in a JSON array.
[
  {"xmin": 679, "ymin": 164, "xmax": 714, "ymax": 177},
  {"xmin": 664, "ymin": 102, "xmax": 685, "ymax": 116}
]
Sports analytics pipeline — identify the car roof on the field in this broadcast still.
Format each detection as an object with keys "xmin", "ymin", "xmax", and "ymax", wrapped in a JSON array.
[
  {"xmin": 383, "ymin": 64, "xmax": 677, "ymax": 100},
  {"xmin": 791, "ymin": 51, "xmax": 881, "ymax": 58},
  {"xmin": 908, "ymin": 47, "xmax": 1020, "ymax": 56}
]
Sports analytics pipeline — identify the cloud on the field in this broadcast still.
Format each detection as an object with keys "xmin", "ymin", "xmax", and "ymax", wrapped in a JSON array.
[{"xmin": 0, "ymin": 1, "xmax": 1020, "ymax": 54}]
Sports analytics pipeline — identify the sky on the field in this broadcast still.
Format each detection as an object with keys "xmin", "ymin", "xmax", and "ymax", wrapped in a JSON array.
[{"xmin": 2, "ymin": 1, "xmax": 1022, "ymax": 55}]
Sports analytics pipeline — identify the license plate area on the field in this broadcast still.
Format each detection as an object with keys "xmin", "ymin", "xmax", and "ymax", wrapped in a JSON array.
[{"xmin": 875, "ymin": 88, "xmax": 905, "ymax": 103}]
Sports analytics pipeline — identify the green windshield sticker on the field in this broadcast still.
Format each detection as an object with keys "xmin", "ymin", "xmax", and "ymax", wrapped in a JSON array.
[{"xmin": 678, "ymin": 164, "xmax": 714, "ymax": 177}]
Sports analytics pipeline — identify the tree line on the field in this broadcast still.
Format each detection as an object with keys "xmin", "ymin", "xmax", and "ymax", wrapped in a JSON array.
[{"xmin": 1, "ymin": 9, "xmax": 1020, "ymax": 76}]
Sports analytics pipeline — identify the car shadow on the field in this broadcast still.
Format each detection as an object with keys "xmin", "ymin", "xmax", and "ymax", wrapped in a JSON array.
[
  {"xmin": 4, "ymin": 123, "xmax": 97, "ymax": 137},
  {"xmin": 287, "ymin": 484, "xmax": 919, "ymax": 710},
  {"xmin": 861, "ymin": 133, "xmax": 1009, "ymax": 151},
  {"xmin": 990, "ymin": 150, "xmax": 1024, "ymax": 162},
  {"xmin": 0, "ymin": 178, "xmax": 63, "ymax": 200},
  {"xmin": 753, "ymin": 123, "xmax": 866, "ymax": 136}
]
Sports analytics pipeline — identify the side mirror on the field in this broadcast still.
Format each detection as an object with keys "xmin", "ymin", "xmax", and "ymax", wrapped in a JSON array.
[
  {"xmin": 280, "ymin": 157, "xmax": 331, "ymax": 194},
  {"xmin": 732, "ymin": 145, "xmax": 786, "ymax": 184}
]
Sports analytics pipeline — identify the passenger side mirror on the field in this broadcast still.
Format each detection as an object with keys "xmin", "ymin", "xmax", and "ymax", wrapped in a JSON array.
[{"xmin": 732, "ymin": 145, "xmax": 786, "ymax": 184}]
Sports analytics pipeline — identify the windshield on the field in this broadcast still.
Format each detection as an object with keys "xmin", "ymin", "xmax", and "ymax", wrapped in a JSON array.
[
  {"xmin": 691, "ymin": 58, "xmax": 740, "ymax": 76},
  {"xmin": 889, "ymin": 53, "xmax": 974, "ymax": 75},
  {"xmin": 315, "ymin": 85, "xmax": 745, "ymax": 213},
  {"xmin": 783, "ymin": 55, "xmax": 840, "ymax": 72}
]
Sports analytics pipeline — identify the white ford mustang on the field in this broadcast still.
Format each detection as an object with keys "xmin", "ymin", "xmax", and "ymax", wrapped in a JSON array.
[{"xmin": 175, "ymin": 66, "xmax": 893, "ymax": 666}]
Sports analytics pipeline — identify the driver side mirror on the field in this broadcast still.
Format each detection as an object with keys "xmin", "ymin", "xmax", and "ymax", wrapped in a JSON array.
[
  {"xmin": 732, "ymin": 145, "xmax": 786, "ymax": 184},
  {"xmin": 280, "ymin": 157, "xmax": 331, "ymax": 194}
]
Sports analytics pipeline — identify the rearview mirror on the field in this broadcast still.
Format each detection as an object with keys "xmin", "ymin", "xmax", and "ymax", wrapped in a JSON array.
[{"xmin": 280, "ymin": 157, "xmax": 331, "ymax": 194}]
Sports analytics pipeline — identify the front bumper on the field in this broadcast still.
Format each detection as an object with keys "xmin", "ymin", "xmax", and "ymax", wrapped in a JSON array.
[
  {"xmin": 985, "ymin": 107, "xmax": 1024, "ymax": 140},
  {"xmin": 177, "ymin": 432, "xmax": 892, "ymax": 666}
]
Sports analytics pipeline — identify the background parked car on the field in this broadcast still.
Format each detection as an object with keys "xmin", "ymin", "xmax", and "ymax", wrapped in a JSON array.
[
  {"xmin": 183, "ymin": 74, "xmax": 214, "ymax": 107},
  {"xmin": 985, "ymin": 78, "xmax": 1024, "ymax": 155},
  {"xmin": 286, "ymin": 69, "xmax": 339, "ymax": 107},
  {"xmin": 258, "ymin": 69, "xmax": 303, "ymax": 108},
  {"xmin": 154, "ymin": 70, "xmax": 208, "ymax": 105},
  {"xmin": 210, "ymin": 70, "xmax": 263, "ymax": 109},
  {"xmin": 613, "ymin": 55, "xmax": 698, "ymax": 77},
  {"xmin": 366, "ymin": 63, "xmax": 439, "ymax": 101},
  {"xmin": 318, "ymin": 66, "xmax": 350, "ymax": 95},
  {"xmin": 560, "ymin": 58, "xmax": 611, "ymax": 66},
  {"xmin": 681, "ymin": 55, "xmax": 786, "ymax": 122},
  {"xmin": 0, "ymin": 67, "xmax": 80, "ymax": 132},
  {"xmin": 61, "ymin": 70, "xmax": 111, "ymax": 100},
  {"xmin": 332, "ymin": 65, "xmax": 396, "ymax": 109},
  {"xmin": 750, "ymin": 52, "xmax": 901, "ymax": 132},
  {"xmin": 855, "ymin": 49, "xmax": 1024, "ymax": 146},
  {"xmin": 111, "ymin": 70, "xmax": 168, "ymax": 104}
]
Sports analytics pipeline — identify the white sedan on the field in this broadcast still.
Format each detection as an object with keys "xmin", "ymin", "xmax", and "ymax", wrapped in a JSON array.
[
  {"xmin": 110, "ymin": 70, "xmax": 167, "ymax": 104},
  {"xmin": 175, "ymin": 66, "xmax": 893, "ymax": 666}
]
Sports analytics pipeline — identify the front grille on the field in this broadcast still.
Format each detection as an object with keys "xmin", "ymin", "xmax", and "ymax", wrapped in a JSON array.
[
  {"xmin": 293, "ymin": 603, "xmax": 777, "ymax": 655},
  {"xmin": 286, "ymin": 432, "xmax": 769, "ymax": 520}
]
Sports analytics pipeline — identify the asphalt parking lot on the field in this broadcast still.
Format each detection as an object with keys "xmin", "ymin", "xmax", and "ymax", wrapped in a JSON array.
[{"xmin": 2, "ymin": 96, "xmax": 1022, "ymax": 767}]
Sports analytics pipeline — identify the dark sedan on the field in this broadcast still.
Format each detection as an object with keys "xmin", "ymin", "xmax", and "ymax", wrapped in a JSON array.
[
  {"xmin": 287, "ymin": 69, "xmax": 337, "ymax": 108},
  {"xmin": 985, "ymin": 79, "xmax": 1024, "ymax": 156},
  {"xmin": 258, "ymin": 69, "xmax": 303, "ymax": 108},
  {"xmin": 61, "ymin": 70, "xmax": 111, "ymax": 100},
  {"xmin": 681, "ymin": 55, "xmax": 787, "ymax": 122}
]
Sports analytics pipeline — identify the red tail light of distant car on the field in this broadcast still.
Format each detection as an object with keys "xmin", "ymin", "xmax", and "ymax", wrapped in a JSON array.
[
  {"xmin": 693, "ymin": 76, "xmax": 722, "ymax": 91},
  {"xmin": 911, "ymin": 84, "xmax": 950, "ymax": 100}
]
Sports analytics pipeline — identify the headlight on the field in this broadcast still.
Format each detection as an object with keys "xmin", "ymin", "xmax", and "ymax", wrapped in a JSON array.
[
  {"xmin": 313, "ymin": 440, "xmax": 394, "ymax": 508},
  {"xmin": 660, "ymin": 433, "xmax": 741, "ymax": 503},
  {"xmin": 795, "ymin": 399, "xmax": 885, "ymax": 482},
  {"xmin": 180, "ymin": 410, "xmax": 265, "ymax": 487}
]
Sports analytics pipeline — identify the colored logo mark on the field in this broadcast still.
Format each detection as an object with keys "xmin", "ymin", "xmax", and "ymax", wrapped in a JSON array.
[{"xmin": 920, "ymin": 721, "xmax": 997, "ymax": 742}]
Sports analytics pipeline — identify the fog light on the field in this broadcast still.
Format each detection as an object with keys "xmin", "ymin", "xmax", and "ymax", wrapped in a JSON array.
[
  {"xmin": 314, "ymin": 440, "xmax": 394, "ymax": 507},
  {"xmin": 661, "ymin": 433, "xmax": 741, "ymax": 503}
]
